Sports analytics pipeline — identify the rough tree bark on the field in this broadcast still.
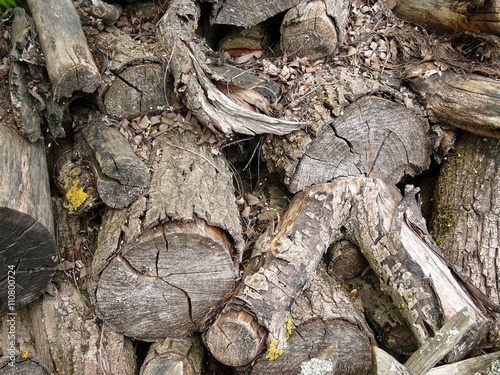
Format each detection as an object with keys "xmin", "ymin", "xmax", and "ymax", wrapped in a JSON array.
[
  {"xmin": 90, "ymin": 128, "xmax": 244, "ymax": 341},
  {"xmin": 408, "ymin": 69, "xmax": 500, "ymax": 139},
  {"xmin": 430, "ymin": 133, "xmax": 500, "ymax": 327},
  {"xmin": 204, "ymin": 177, "xmax": 491, "ymax": 367},
  {"xmin": 0, "ymin": 123, "xmax": 56, "ymax": 313}
]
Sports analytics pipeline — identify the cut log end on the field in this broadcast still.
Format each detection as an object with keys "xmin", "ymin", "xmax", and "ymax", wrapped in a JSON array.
[
  {"xmin": 203, "ymin": 309, "xmax": 267, "ymax": 367},
  {"xmin": 54, "ymin": 64, "xmax": 101, "ymax": 100},
  {"xmin": 94, "ymin": 218, "xmax": 237, "ymax": 341},
  {"xmin": 0, "ymin": 208, "xmax": 56, "ymax": 313}
]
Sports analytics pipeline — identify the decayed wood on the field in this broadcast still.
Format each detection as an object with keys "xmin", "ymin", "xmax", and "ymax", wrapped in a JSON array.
[
  {"xmin": 29, "ymin": 273, "xmax": 137, "ymax": 375},
  {"xmin": 392, "ymin": 0, "xmax": 500, "ymax": 36},
  {"xmin": 204, "ymin": 177, "xmax": 491, "ymax": 367},
  {"xmin": 0, "ymin": 123, "xmax": 56, "ymax": 313},
  {"xmin": 90, "ymin": 129, "xmax": 243, "ymax": 341},
  {"xmin": 26, "ymin": 0, "xmax": 101, "ymax": 100},
  {"xmin": 93, "ymin": 31, "xmax": 170, "ymax": 119},
  {"xmin": 76, "ymin": 111, "xmax": 150, "ymax": 209},
  {"xmin": 248, "ymin": 265, "xmax": 373, "ymax": 374},
  {"xmin": 280, "ymin": 0, "xmax": 350, "ymax": 59},
  {"xmin": 270, "ymin": 96, "xmax": 431, "ymax": 193},
  {"xmin": 9, "ymin": 8, "xmax": 43, "ymax": 142},
  {"xmin": 86, "ymin": 0, "xmax": 123, "ymax": 25},
  {"xmin": 156, "ymin": 0, "xmax": 304, "ymax": 136},
  {"xmin": 210, "ymin": 0, "xmax": 301, "ymax": 27},
  {"xmin": 408, "ymin": 69, "xmax": 500, "ymax": 139},
  {"xmin": 140, "ymin": 335, "xmax": 204, "ymax": 375},
  {"xmin": 430, "ymin": 134, "xmax": 500, "ymax": 312}
]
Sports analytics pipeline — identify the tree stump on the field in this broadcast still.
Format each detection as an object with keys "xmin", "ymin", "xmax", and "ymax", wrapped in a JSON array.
[
  {"xmin": 90, "ymin": 128, "xmax": 244, "ymax": 341},
  {"xmin": 0, "ymin": 123, "xmax": 56, "ymax": 313}
]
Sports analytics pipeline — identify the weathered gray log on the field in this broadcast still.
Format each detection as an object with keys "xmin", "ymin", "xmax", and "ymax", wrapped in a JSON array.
[
  {"xmin": 76, "ymin": 111, "xmax": 150, "ymax": 209},
  {"xmin": 280, "ymin": 0, "xmax": 350, "ymax": 59},
  {"xmin": 266, "ymin": 96, "xmax": 431, "ymax": 193},
  {"xmin": 210, "ymin": 0, "xmax": 302, "ymax": 27},
  {"xmin": 156, "ymin": 0, "xmax": 304, "ymax": 136},
  {"xmin": 408, "ymin": 69, "xmax": 500, "ymax": 139},
  {"xmin": 372, "ymin": 347, "xmax": 415, "ymax": 375},
  {"xmin": 427, "ymin": 352, "xmax": 500, "ymax": 375},
  {"xmin": 90, "ymin": 128, "xmax": 243, "ymax": 341},
  {"xmin": 247, "ymin": 265, "xmax": 374, "ymax": 374},
  {"xmin": 9, "ymin": 8, "xmax": 43, "ymax": 142},
  {"xmin": 140, "ymin": 336, "xmax": 204, "ymax": 375},
  {"xmin": 93, "ymin": 31, "xmax": 170, "ymax": 119},
  {"xmin": 0, "ymin": 123, "xmax": 56, "ymax": 313},
  {"xmin": 29, "ymin": 273, "xmax": 137, "ymax": 375},
  {"xmin": 26, "ymin": 0, "xmax": 101, "ymax": 100},
  {"xmin": 430, "ymin": 134, "xmax": 500, "ymax": 313},
  {"xmin": 392, "ymin": 0, "xmax": 500, "ymax": 36},
  {"xmin": 86, "ymin": 0, "xmax": 123, "ymax": 25},
  {"xmin": 203, "ymin": 177, "xmax": 491, "ymax": 367}
]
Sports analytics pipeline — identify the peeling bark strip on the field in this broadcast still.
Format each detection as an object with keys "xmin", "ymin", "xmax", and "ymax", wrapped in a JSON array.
[
  {"xmin": 0, "ymin": 124, "xmax": 56, "ymax": 313},
  {"xmin": 26, "ymin": 0, "xmax": 101, "ymax": 100},
  {"xmin": 409, "ymin": 70, "xmax": 500, "ymax": 139},
  {"xmin": 77, "ymin": 112, "xmax": 150, "ymax": 209},
  {"xmin": 91, "ymin": 129, "xmax": 243, "ymax": 341},
  {"xmin": 281, "ymin": 96, "xmax": 431, "ymax": 193},
  {"xmin": 205, "ymin": 177, "xmax": 491, "ymax": 367},
  {"xmin": 156, "ymin": 0, "xmax": 304, "ymax": 136}
]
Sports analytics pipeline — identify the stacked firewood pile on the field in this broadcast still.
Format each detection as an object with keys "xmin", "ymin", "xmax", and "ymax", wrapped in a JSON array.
[{"xmin": 0, "ymin": 0, "xmax": 499, "ymax": 373}]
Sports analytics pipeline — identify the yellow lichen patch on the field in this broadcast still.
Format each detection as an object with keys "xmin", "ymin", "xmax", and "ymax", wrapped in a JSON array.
[
  {"xmin": 64, "ymin": 178, "xmax": 88, "ymax": 214},
  {"xmin": 286, "ymin": 318, "xmax": 293, "ymax": 340},
  {"xmin": 265, "ymin": 339, "xmax": 284, "ymax": 361}
]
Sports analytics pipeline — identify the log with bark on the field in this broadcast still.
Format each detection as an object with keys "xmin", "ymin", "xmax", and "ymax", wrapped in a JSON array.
[
  {"xmin": 0, "ymin": 123, "xmax": 56, "ymax": 313},
  {"xmin": 26, "ymin": 0, "xmax": 101, "ymax": 100},
  {"xmin": 408, "ymin": 68, "xmax": 500, "ymax": 139},
  {"xmin": 280, "ymin": 0, "xmax": 350, "ymax": 59},
  {"xmin": 90, "ymin": 128, "xmax": 244, "ymax": 341},
  {"xmin": 430, "ymin": 133, "xmax": 500, "ymax": 328},
  {"xmin": 391, "ymin": 0, "xmax": 500, "ymax": 36},
  {"xmin": 156, "ymin": 0, "xmax": 305, "ymax": 136},
  {"xmin": 204, "ymin": 176, "xmax": 492, "ymax": 368},
  {"xmin": 264, "ymin": 95, "xmax": 431, "ymax": 193}
]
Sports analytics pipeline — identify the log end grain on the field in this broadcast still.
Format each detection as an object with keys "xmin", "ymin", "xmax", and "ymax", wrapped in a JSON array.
[{"xmin": 54, "ymin": 64, "xmax": 101, "ymax": 100}]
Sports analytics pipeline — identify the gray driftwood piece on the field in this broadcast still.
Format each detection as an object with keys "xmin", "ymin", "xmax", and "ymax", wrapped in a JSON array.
[
  {"xmin": 90, "ymin": 129, "xmax": 243, "ymax": 341},
  {"xmin": 0, "ymin": 124, "xmax": 56, "ymax": 313},
  {"xmin": 29, "ymin": 273, "xmax": 137, "ymax": 375},
  {"xmin": 209, "ymin": 0, "xmax": 301, "ymax": 27},
  {"xmin": 26, "ymin": 0, "xmax": 101, "ymax": 100},
  {"xmin": 9, "ymin": 8, "xmax": 43, "ymax": 142},
  {"xmin": 77, "ymin": 112, "xmax": 150, "ymax": 209},
  {"xmin": 140, "ymin": 336, "xmax": 204, "ymax": 375},
  {"xmin": 203, "ymin": 177, "xmax": 491, "ymax": 367},
  {"xmin": 280, "ymin": 0, "xmax": 350, "ymax": 59},
  {"xmin": 409, "ymin": 70, "xmax": 500, "ymax": 139},
  {"xmin": 156, "ymin": 0, "xmax": 304, "ymax": 136},
  {"xmin": 270, "ymin": 96, "xmax": 431, "ymax": 193},
  {"xmin": 427, "ymin": 352, "xmax": 500, "ymax": 375}
]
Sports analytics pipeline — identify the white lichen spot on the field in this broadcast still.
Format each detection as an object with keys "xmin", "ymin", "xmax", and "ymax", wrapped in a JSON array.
[{"xmin": 300, "ymin": 358, "xmax": 333, "ymax": 375}]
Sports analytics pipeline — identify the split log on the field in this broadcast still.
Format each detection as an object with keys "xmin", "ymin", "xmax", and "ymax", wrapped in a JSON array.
[
  {"xmin": 427, "ymin": 351, "xmax": 500, "ymax": 375},
  {"xmin": 92, "ymin": 31, "xmax": 170, "ymax": 119},
  {"xmin": 140, "ymin": 336, "xmax": 204, "ymax": 375},
  {"xmin": 247, "ymin": 265, "xmax": 374, "ymax": 374},
  {"xmin": 280, "ymin": 0, "xmax": 350, "ymax": 59},
  {"xmin": 204, "ymin": 177, "xmax": 491, "ymax": 367},
  {"xmin": 29, "ymin": 273, "xmax": 137, "ymax": 375},
  {"xmin": 90, "ymin": 128, "xmax": 244, "ymax": 341},
  {"xmin": 26, "ymin": 0, "xmax": 101, "ymax": 100},
  {"xmin": 0, "ymin": 123, "xmax": 56, "ymax": 313},
  {"xmin": 430, "ymin": 133, "xmax": 500, "ymax": 313},
  {"xmin": 156, "ymin": 0, "xmax": 304, "ymax": 136},
  {"xmin": 408, "ymin": 69, "xmax": 500, "ymax": 139},
  {"xmin": 75, "ymin": 110, "xmax": 150, "ymax": 209},
  {"xmin": 372, "ymin": 347, "xmax": 415, "ymax": 375},
  {"xmin": 209, "ymin": 0, "xmax": 302, "ymax": 27},
  {"xmin": 392, "ymin": 0, "xmax": 500, "ymax": 36},
  {"xmin": 265, "ymin": 96, "xmax": 431, "ymax": 193}
]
